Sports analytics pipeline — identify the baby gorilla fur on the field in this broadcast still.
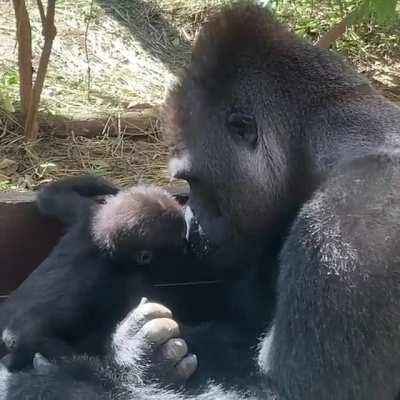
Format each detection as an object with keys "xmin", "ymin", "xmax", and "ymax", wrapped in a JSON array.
[
  {"xmin": 0, "ymin": 177, "xmax": 187, "ymax": 372},
  {"xmin": 92, "ymin": 184, "xmax": 187, "ymax": 266}
]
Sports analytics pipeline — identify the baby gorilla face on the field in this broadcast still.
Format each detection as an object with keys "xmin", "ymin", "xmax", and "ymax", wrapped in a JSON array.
[{"xmin": 91, "ymin": 185, "xmax": 187, "ymax": 267}]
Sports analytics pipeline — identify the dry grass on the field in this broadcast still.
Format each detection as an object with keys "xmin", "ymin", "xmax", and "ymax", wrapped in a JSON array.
[
  {"xmin": 0, "ymin": 0, "xmax": 223, "ymax": 190},
  {"xmin": 0, "ymin": 0, "xmax": 227, "ymax": 117},
  {"xmin": 0, "ymin": 0, "xmax": 399, "ymax": 191},
  {"xmin": 0, "ymin": 110, "xmax": 170, "ymax": 191}
]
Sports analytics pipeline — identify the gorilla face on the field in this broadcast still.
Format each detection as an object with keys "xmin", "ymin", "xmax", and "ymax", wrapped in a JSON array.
[
  {"xmin": 161, "ymin": 5, "xmax": 324, "ymax": 270},
  {"xmin": 164, "ymin": 78, "xmax": 294, "ymax": 270}
]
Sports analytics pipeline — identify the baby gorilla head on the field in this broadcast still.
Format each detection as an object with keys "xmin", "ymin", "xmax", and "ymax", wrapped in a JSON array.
[{"xmin": 92, "ymin": 185, "xmax": 187, "ymax": 267}]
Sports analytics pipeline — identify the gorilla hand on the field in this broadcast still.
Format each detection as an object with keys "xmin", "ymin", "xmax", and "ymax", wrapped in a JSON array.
[{"xmin": 111, "ymin": 298, "xmax": 198, "ymax": 386}]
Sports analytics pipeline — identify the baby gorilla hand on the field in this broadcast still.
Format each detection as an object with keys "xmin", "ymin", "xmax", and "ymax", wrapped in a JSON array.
[{"xmin": 112, "ymin": 298, "xmax": 198, "ymax": 386}]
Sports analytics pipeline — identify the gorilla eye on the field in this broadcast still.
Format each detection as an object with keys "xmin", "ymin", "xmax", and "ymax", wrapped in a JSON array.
[
  {"xmin": 227, "ymin": 112, "xmax": 258, "ymax": 147},
  {"xmin": 136, "ymin": 250, "xmax": 153, "ymax": 266}
]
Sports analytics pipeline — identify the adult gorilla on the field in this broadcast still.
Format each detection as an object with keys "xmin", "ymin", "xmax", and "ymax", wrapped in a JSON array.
[
  {"xmin": 162, "ymin": 1, "xmax": 400, "ymax": 399},
  {"xmin": 3, "ymin": 1, "xmax": 400, "ymax": 399}
]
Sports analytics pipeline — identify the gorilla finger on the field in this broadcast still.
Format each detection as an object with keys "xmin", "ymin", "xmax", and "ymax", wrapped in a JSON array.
[
  {"xmin": 175, "ymin": 354, "xmax": 198, "ymax": 380},
  {"xmin": 114, "ymin": 302, "xmax": 173, "ymax": 342},
  {"xmin": 33, "ymin": 353, "xmax": 53, "ymax": 373},
  {"xmin": 139, "ymin": 297, "xmax": 148, "ymax": 306},
  {"xmin": 141, "ymin": 318, "xmax": 180, "ymax": 346},
  {"xmin": 133, "ymin": 302, "xmax": 173, "ymax": 326},
  {"xmin": 161, "ymin": 338, "xmax": 188, "ymax": 364}
]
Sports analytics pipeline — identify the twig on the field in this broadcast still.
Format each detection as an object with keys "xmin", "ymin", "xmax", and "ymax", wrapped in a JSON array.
[
  {"xmin": 316, "ymin": 2, "xmax": 367, "ymax": 49},
  {"xmin": 36, "ymin": 0, "xmax": 46, "ymax": 28},
  {"xmin": 0, "ymin": 118, "xmax": 8, "ymax": 139},
  {"xmin": 84, "ymin": 0, "xmax": 94, "ymax": 102},
  {"xmin": 317, "ymin": 15, "xmax": 350, "ymax": 48},
  {"xmin": 24, "ymin": 0, "xmax": 57, "ymax": 139},
  {"xmin": 12, "ymin": 0, "xmax": 33, "ymax": 117}
]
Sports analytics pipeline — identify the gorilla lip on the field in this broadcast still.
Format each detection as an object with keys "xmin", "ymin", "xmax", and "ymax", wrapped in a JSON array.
[
  {"xmin": 184, "ymin": 206, "xmax": 214, "ymax": 259},
  {"xmin": 184, "ymin": 206, "xmax": 194, "ymax": 240}
]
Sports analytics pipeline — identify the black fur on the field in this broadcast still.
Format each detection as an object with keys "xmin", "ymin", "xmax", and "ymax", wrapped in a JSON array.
[
  {"xmin": 161, "ymin": 1, "xmax": 400, "ymax": 398},
  {"xmin": 0, "ymin": 176, "xmax": 187, "ymax": 372},
  {"xmin": 36, "ymin": 175, "xmax": 119, "ymax": 226},
  {"xmin": 5, "ymin": 1, "xmax": 400, "ymax": 399},
  {"xmin": 0, "ymin": 305, "xmax": 257, "ymax": 400}
]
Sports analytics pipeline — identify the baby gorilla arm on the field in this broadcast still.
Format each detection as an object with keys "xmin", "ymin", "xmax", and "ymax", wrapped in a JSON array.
[{"xmin": 36, "ymin": 175, "xmax": 119, "ymax": 226}]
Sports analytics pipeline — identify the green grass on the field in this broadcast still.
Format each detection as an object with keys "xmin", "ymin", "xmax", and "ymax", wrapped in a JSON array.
[
  {"xmin": 0, "ymin": 180, "xmax": 18, "ymax": 191},
  {"xmin": 275, "ymin": 0, "xmax": 400, "ymax": 61},
  {"xmin": 0, "ymin": 67, "xmax": 19, "ymax": 113},
  {"xmin": 275, "ymin": 0, "xmax": 400, "ymax": 101}
]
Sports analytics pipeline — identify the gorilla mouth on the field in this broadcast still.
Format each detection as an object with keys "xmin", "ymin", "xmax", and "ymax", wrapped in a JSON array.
[
  {"xmin": 183, "ymin": 205, "xmax": 248, "ymax": 279},
  {"xmin": 184, "ymin": 206, "xmax": 214, "ymax": 259}
]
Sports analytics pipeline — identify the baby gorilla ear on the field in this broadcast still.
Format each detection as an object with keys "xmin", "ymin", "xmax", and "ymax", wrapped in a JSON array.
[{"xmin": 136, "ymin": 250, "xmax": 153, "ymax": 266}]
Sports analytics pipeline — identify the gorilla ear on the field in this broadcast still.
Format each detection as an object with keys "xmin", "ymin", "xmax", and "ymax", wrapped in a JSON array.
[{"xmin": 227, "ymin": 112, "xmax": 258, "ymax": 148}]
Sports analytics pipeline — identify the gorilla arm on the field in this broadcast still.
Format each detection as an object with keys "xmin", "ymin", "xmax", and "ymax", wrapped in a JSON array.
[
  {"xmin": 260, "ymin": 153, "xmax": 400, "ymax": 400},
  {"xmin": 36, "ymin": 175, "xmax": 119, "ymax": 226}
]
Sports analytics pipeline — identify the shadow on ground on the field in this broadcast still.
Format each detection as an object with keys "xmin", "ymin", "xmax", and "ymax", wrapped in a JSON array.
[{"xmin": 96, "ymin": 0, "xmax": 192, "ymax": 74}]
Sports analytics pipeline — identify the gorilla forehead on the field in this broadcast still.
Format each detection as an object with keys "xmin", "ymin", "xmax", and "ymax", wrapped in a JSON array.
[{"xmin": 185, "ymin": 2, "xmax": 292, "ymax": 92}]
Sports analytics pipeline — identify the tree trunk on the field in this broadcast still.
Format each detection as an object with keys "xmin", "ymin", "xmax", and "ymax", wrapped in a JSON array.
[
  {"xmin": 316, "ymin": 15, "xmax": 350, "ymax": 48},
  {"xmin": 24, "ymin": 0, "xmax": 57, "ymax": 140},
  {"xmin": 12, "ymin": 0, "xmax": 33, "ymax": 117}
]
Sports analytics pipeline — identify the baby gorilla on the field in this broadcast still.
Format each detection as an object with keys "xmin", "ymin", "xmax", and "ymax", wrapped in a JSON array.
[{"xmin": 0, "ymin": 176, "xmax": 187, "ymax": 372}]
